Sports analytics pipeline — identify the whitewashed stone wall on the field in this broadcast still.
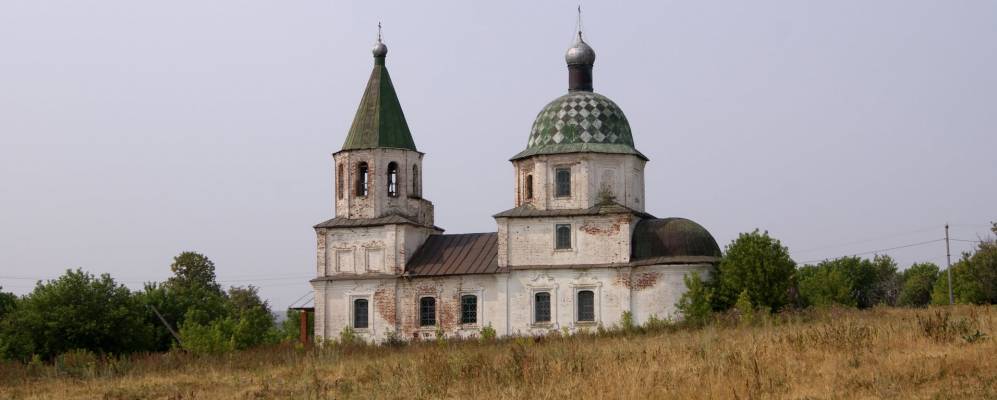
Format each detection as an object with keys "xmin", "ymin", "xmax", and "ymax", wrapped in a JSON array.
[
  {"xmin": 496, "ymin": 214, "xmax": 635, "ymax": 267},
  {"xmin": 513, "ymin": 153, "xmax": 646, "ymax": 212},
  {"xmin": 316, "ymin": 224, "xmax": 437, "ymax": 277},
  {"xmin": 313, "ymin": 263, "xmax": 712, "ymax": 343}
]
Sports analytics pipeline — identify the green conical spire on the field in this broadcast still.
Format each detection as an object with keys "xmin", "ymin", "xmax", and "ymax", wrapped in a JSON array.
[{"xmin": 342, "ymin": 38, "xmax": 417, "ymax": 151}]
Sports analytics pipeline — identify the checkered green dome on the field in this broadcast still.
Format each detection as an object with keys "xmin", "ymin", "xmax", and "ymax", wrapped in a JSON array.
[{"xmin": 511, "ymin": 91, "xmax": 646, "ymax": 161}]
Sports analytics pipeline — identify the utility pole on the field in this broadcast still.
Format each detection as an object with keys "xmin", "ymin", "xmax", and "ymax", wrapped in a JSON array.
[
  {"xmin": 946, "ymin": 223, "xmax": 953, "ymax": 305},
  {"xmin": 148, "ymin": 304, "xmax": 182, "ymax": 346}
]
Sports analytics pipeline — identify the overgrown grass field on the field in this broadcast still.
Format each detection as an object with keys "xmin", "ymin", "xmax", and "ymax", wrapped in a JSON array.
[{"xmin": 1, "ymin": 306, "xmax": 994, "ymax": 399}]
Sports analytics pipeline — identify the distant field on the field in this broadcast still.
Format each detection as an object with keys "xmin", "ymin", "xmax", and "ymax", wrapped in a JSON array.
[{"xmin": 2, "ymin": 306, "xmax": 995, "ymax": 399}]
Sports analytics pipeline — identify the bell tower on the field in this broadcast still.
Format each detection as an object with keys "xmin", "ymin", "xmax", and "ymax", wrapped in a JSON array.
[
  {"xmin": 331, "ymin": 32, "xmax": 435, "ymax": 226},
  {"xmin": 314, "ymin": 31, "xmax": 439, "ymax": 279}
]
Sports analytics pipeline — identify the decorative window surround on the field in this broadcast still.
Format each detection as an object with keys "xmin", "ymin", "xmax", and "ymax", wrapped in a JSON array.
[
  {"xmin": 458, "ymin": 289, "xmax": 485, "ymax": 329},
  {"xmin": 348, "ymin": 294, "xmax": 372, "ymax": 333}
]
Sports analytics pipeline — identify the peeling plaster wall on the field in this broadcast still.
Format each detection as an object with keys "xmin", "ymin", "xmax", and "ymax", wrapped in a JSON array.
[
  {"xmin": 513, "ymin": 153, "xmax": 646, "ymax": 212},
  {"xmin": 315, "ymin": 263, "xmax": 712, "ymax": 343},
  {"xmin": 498, "ymin": 214, "xmax": 633, "ymax": 267},
  {"xmin": 626, "ymin": 264, "xmax": 713, "ymax": 325},
  {"xmin": 317, "ymin": 274, "xmax": 506, "ymax": 342},
  {"xmin": 333, "ymin": 148, "xmax": 434, "ymax": 226},
  {"xmin": 316, "ymin": 224, "xmax": 437, "ymax": 277}
]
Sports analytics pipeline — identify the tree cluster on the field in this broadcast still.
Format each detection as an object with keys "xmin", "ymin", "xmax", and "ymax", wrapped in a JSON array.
[
  {"xmin": 677, "ymin": 223, "xmax": 997, "ymax": 321},
  {"xmin": 0, "ymin": 252, "xmax": 304, "ymax": 361}
]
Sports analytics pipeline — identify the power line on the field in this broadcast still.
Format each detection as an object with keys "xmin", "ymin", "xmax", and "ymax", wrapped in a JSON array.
[
  {"xmin": 950, "ymin": 238, "xmax": 983, "ymax": 243},
  {"xmin": 796, "ymin": 238, "xmax": 945, "ymax": 264},
  {"xmin": 287, "ymin": 291, "xmax": 312, "ymax": 309},
  {"xmin": 792, "ymin": 225, "xmax": 940, "ymax": 254}
]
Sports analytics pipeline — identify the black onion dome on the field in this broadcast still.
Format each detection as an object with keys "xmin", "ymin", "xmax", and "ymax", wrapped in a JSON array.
[{"xmin": 632, "ymin": 218, "xmax": 721, "ymax": 260}]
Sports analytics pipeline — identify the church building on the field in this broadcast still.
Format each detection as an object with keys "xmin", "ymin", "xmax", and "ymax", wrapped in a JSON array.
[{"xmin": 310, "ymin": 27, "xmax": 721, "ymax": 342}]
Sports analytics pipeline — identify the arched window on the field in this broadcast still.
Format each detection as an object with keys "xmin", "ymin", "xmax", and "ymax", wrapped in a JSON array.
[
  {"xmin": 411, "ymin": 164, "xmax": 421, "ymax": 198},
  {"xmin": 577, "ymin": 290, "xmax": 594, "ymax": 322},
  {"xmin": 336, "ymin": 164, "xmax": 344, "ymax": 199},
  {"xmin": 534, "ymin": 292, "xmax": 551, "ymax": 323},
  {"xmin": 555, "ymin": 167, "xmax": 571, "ymax": 197},
  {"xmin": 356, "ymin": 162, "xmax": 368, "ymax": 197},
  {"xmin": 419, "ymin": 297, "xmax": 436, "ymax": 326},
  {"xmin": 525, "ymin": 174, "xmax": 533, "ymax": 200},
  {"xmin": 555, "ymin": 224, "xmax": 572, "ymax": 250},
  {"xmin": 460, "ymin": 295, "xmax": 477, "ymax": 324},
  {"xmin": 353, "ymin": 298, "xmax": 369, "ymax": 329},
  {"xmin": 387, "ymin": 162, "xmax": 399, "ymax": 197}
]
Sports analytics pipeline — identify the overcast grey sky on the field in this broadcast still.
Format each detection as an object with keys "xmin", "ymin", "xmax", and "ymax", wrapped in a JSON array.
[{"xmin": 1, "ymin": 1, "xmax": 994, "ymax": 309}]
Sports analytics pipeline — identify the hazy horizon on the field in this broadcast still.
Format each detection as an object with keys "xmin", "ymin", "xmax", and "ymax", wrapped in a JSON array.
[{"xmin": 2, "ymin": 1, "xmax": 994, "ymax": 309}]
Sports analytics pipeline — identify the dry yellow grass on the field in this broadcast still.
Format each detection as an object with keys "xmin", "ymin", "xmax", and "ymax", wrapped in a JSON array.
[{"xmin": 2, "ymin": 306, "xmax": 995, "ymax": 399}]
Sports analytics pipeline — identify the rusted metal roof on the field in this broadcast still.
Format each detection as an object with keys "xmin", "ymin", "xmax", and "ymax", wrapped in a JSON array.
[{"xmin": 405, "ymin": 233, "xmax": 500, "ymax": 276}]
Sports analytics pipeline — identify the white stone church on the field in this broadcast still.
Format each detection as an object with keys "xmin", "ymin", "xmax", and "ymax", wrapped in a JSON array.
[{"xmin": 310, "ymin": 29, "xmax": 721, "ymax": 342}]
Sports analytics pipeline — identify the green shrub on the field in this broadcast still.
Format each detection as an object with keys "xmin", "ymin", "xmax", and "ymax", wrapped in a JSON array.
[
  {"xmin": 676, "ymin": 273, "xmax": 713, "ymax": 326},
  {"xmin": 179, "ymin": 319, "xmax": 236, "ymax": 354},
  {"xmin": 643, "ymin": 314, "xmax": 672, "ymax": 332},
  {"xmin": 714, "ymin": 230, "xmax": 797, "ymax": 312},
  {"xmin": 899, "ymin": 263, "xmax": 939, "ymax": 307},
  {"xmin": 0, "ymin": 269, "xmax": 153, "ymax": 360},
  {"xmin": 735, "ymin": 289, "xmax": 756, "ymax": 325},
  {"xmin": 620, "ymin": 311, "xmax": 637, "ymax": 334},
  {"xmin": 54, "ymin": 349, "xmax": 98, "ymax": 378},
  {"xmin": 339, "ymin": 326, "xmax": 362, "ymax": 346},
  {"xmin": 480, "ymin": 324, "xmax": 497, "ymax": 342}
]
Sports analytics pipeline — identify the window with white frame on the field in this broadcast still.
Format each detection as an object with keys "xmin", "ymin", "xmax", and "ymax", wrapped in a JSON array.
[
  {"xmin": 353, "ymin": 298, "xmax": 369, "ymax": 329},
  {"xmin": 555, "ymin": 224, "xmax": 572, "ymax": 250},
  {"xmin": 534, "ymin": 291, "xmax": 551, "ymax": 323},
  {"xmin": 576, "ymin": 290, "xmax": 595, "ymax": 322},
  {"xmin": 460, "ymin": 294, "xmax": 477, "ymax": 324}
]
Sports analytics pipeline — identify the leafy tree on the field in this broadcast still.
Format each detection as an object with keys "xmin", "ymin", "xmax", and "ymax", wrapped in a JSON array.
[
  {"xmin": 224, "ymin": 286, "xmax": 276, "ymax": 349},
  {"xmin": 0, "ymin": 287, "xmax": 16, "ymax": 321},
  {"xmin": 178, "ymin": 318, "xmax": 236, "ymax": 354},
  {"xmin": 168, "ymin": 251, "xmax": 222, "ymax": 292},
  {"xmin": 931, "ymin": 224, "xmax": 997, "ymax": 305},
  {"xmin": 798, "ymin": 262, "xmax": 855, "ymax": 307},
  {"xmin": 797, "ymin": 255, "xmax": 898, "ymax": 308},
  {"xmin": 714, "ymin": 230, "xmax": 797, "ymax": 312},
  {"xmin": 177, "ymin": 285, "xmax": 277, "ymax": 353},
  {"xmin": 869, "ymin": 255, "xmax": 901, "ymax": 306},
  {"xmin": 675, "ymin": 272, "xmax": 713, "ymax": 326},
  {"xmin": 899, "ymin": 262, "xmax": 938, "ymax": 307},
  {"xmin": 0, "ymin": 269, "xmax": 153, "ymax": 360},
  {"xmin": 142, "ymin": 252, "xmax": 228, "ymax": 350}
]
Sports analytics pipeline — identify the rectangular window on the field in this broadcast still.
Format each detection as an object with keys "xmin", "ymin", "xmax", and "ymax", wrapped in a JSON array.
[
  {"xmin": 337, "ymin": 164, "xmax": 344, "ymax": 199},
  {"xmin": 555, "ymin": 167, "xmax": 571, "ymax": 197},
  {"xmin": 387, "ymin": 162, "xmax": 398, "ymax": 197},
  {"xmin": 534, "ymin": 292, "xmax": 551, "ymax": 323},
  {"xmin": 460, "ymin": 295, "xmax": 477, "ymax": 324},
  {"xmin": 555, "ymin": 224, "xmax": 572, "ymax": 250},
  {"xmin": 419, "ymin": 297, "xmax": 436, "ymax": 327},
  {"xmin": 577, "ymin": 290, "xmax": 594, "ymax": 322},
  {"xmin": 353, "ymin": 299, "xmax": 369, "ymax": 329},
  {"xmin": 356, "ymin": 162, "xmax": 369, "ymax": 197}
]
